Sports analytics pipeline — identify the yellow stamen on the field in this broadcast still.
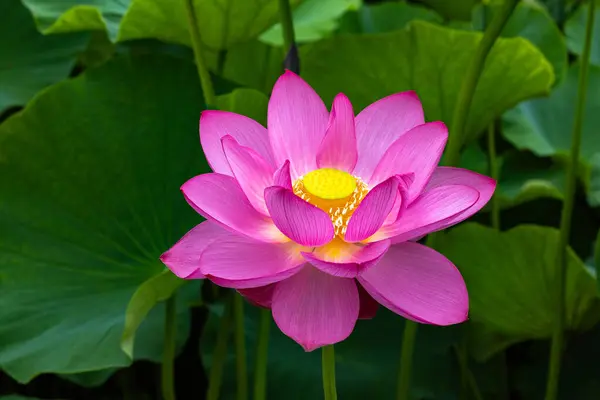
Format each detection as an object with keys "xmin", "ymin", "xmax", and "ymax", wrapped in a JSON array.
[{"xmin": 293, "ymin": 168, "xmax": 368, "ymax": 237}]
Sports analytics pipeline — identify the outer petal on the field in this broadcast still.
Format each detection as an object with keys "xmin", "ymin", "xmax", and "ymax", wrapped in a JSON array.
[
  {"xmin": 265, "ymin": 186, "xmax": 335, "ymax": 246},
  {"xmin": 358, "ymin": 242, "xmax": 468, "ymax": 325},
  {"xmin": 200, "ymin": 234, "xmax": 304, "ymax": 289},
  {"xmin": 358, "ymin": 284, "xmax": 379, "ymax": 319},
  {"xmin": 268, "ymin": 71, "xmax": 329, "ymax": 178},
  {"xmin": 353, "ymin": 92, "xmax": 424, "ymax": 180},
  {"xmin": 345, "ymin": 176, "xmax": 400, "ymax": 243},
  {"xmin": 200, "ymin": 110, "xmax": 275, "ymax": 175},
  {"xmin": 302, "ymin": 239, "xmax": 390, "ymax": 278},
  {"xmin": 316, "ymin": 93, "xmax": 358, "ymax": 172},
  {"xmin": 423, "ymin": 167, "xmax": 496, "ymax": 228},
  {"xmin": 238, "ymin": 285, "xmax": 275, "ymax": 308},
  {"xmin": 272, "ymin": 266, "xmax": 359, "ymax": 351},
  {"xmin": 160, "ymin": 221, "xmax": 228, "ymax": 279},
  {"xmin": 222, "ymin": 136, "xmax": 275, "ymax": 215},
  {"xmin": 369, "ymin": 122, "xmax": 448, "ymax": 202},
  {"xmin": 273, "ymin": 160, "xmax": 292, "ymax": 190},
  {"xmin": 182, "ymin": 173, "xmax": 286, "ymax": 243},
  {"xmin": 368, "ymin": 185, "xmax": 479, "ymax": 243}
]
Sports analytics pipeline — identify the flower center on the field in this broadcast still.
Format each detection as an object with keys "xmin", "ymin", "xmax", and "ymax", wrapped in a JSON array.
[{"xmin": 293, "ymin": 168, "xmax": 369, "ymax": 237}]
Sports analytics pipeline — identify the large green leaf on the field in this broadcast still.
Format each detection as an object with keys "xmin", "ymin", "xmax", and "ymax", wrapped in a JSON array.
[
  {"xmin": 216, "ymin": 88, "xmax": 269, "ymax": 125},
  {"xmin": 260, "ymin": 0, "xmax": 361, "ymax": 46},
  {"xmin": 0, "ymin": 0, "xmax": 87, "ymax": 112},
  {"xmin": 472, "ymin": 1, "xmax": 567, "ymax": 79},
  {"xmin": 301, "ymin": 21, "xmax": 554, "ymax": 142},
  {"xmin": 0, "ymin": 54, "xmax": 210, "ymax": 382},
  {"xmin": 417, "ymin": 0, "xmax": 478, "ymax": 20},
  {"xmin": 118, "ymin": 0, "xmax": 302, "ymax": 50},
  {"xmin": 438, "ymin": 223, "xmax": 600, "ymax": 360},
  {"xmin": 20, "ymin": 0, "xmax": 129, "ymax": 39},
  {"xmin": 503, "ymin": 63, "xmax": 600, "ymax": 205},
  {"xmin": 565, "ymin": 3, "xmax": 600, "ymax": 66}
]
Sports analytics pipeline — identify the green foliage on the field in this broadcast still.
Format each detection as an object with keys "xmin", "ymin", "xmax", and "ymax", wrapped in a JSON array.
[{"xmin": 565, "ymin": 3, "xmax": 600, "ymax": 66}]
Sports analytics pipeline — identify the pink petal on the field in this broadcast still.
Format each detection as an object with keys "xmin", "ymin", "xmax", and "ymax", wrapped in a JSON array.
[
  {"xmin": 358, "ymin": 284, "xmax": 379, "ymax": 320},
  {"xmin": 268, "ymin": 71, "xmax": 329, "ymax": 179},
  {"xmin": 272, "ymin": 266, "xmax": 359, "ymax": 351},
  {"xmin": 316, "ymin": 93, "xmax": 358, "ymax": 172},
  {"xmin": 424, "ymin": 167, "xmax": 497, "ymax": 229},
  {"xmin": 181, "ymin": 173, "xmax": 286, "ymax": 243},
  {"xmin": 273, "ymin": 160, "xmax": 292, "ymax": 190},
  {"xmin": 160, "ymin": 221, "xmax": 228, "ymax": 279},
  {"xmin": 353, "ymin": 92, "xmax": 425, "ymax": 180},
  {"xmin": 238, "ymin": 285, "xmax": 275, "ymax": 308},
  {"xmin": 383, "ymin": 174, "xmax": 414, "ymax": 226},
  {"xmin": 301, "ymin": 239, "xmax": 391, "ymax": 278},
  {"xmin": 358, "ymin": 242, "xmax": 468, "ymax": 325},
  {"xmin": 200, "ymin": 235, "xmax": 304, "ymax": 289},
  {"xmin": 345, "ymin": 176, "xmax": 400, "ymax": 243},
  {"xmin": 369, "ymin": 122, "xmax": 448, "ymax": 202},
  {"xmin": 369, "ymin": 185, "xmax": 479, "ymax": 243},
  {"xmin": 222, "ymin": 136, "xmax": 275, "ymax": 215},
  {"xmin": 264, "ymin": 186, "xmax": 335, "ymax": 246},
  {"xmin": 200, "ymin": 110, "xmax": 275, "ymax": 175}
]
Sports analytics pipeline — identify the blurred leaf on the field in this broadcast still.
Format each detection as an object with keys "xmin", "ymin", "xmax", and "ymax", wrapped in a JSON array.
[
  {"xmin": 472, "ymin": 1, "xmax": 567, "ymax": 79},
  {"xmin": 438, "ymin": 223, "xmax": 600, "ymax": 360},
  {"xmin": 121, "ymin": 270, "xmax": 186, "ymax": 359},
  {"xmin": 202, "ymin": 304, "xmax": 469, "ymax": 399},
  {"xmin": 0, "ymin": 54, "xmax": 210, "ymax": 383},
  {"xmin": 78, "ymin": 30, "xmax": 115, "ymax": 68},
  {"xmin": 417, "ymin": 0, "xmax": 479, "ymax": 20},
  {"xmin": 565, "ymin": 3, "xmax": 600, "ymax": 66},
  {"xmin": 217, "ymin": 88, "xmax": 269, "ymax": 125},
  {"xmin": 503, "ymin": 63, "xmax": 600, "ymax": 205},
  {"xmin": 260, "ymin": 0, "xmax": 361, "ymax": 46},
  {"xmin": 20, "ymin": 0, "xmax": 129, "ymax": 39},
  {"xmin": 302, "ymin": 21, "xmax": 554, "ymax": 143},
  {"xmin": 0, "ymin": 0, "xmax": 87, "ymax": 112},
  {"xmin": 338, "ymin": 1, "xmax": 442, "ymax": 34},
  {"xmin": 118, "ymin": 0, "xmax": 302, "ymax": 50}
]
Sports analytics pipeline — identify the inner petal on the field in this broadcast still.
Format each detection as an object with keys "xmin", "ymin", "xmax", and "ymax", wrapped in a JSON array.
[{"xmin": 293, "ymin": 168, "xmax": 368, "ymax": 237}]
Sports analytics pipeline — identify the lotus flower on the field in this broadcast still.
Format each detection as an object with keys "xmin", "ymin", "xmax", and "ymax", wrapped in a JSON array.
[{"xmin": 161, "ymin": 71, "xmax": 495, "ymax": 351}]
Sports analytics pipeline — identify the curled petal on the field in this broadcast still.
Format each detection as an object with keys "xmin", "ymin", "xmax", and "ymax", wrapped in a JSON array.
[
  {"xmin": 302, "ymin": 238, "xmax": 391, "ymax": 278},
  {"xmin": 273, "ymin": 160, "xmax": 292, "ymax": 190},
  {"xmin": 268, "ymin": 71, "xmax": 329, "ymax": 178},
  {"xmin": 358, "ymin": 284, "xmax": 379, "ymax": 320},
  {"xmin": 358, "ymin": 242, "xmax": 468, "ymax": 325},
  {"xmin": 317, "ymin": 93, "xmax": 358, "ymax": 172},
  {"xmin": 265, "ymin": 186, "xmax": 335, "ymax": 246},
  {"xmin": 181, "ymin": 173, "xmax": 286, "ymax": 242},
  {"xmin": 353, "ymin": 92, "xmax": 424, "ymax": 180},
  {"xmin": 200, "ymin": 110, "xmax": 275, "ymax": 175},
  {"xmin": 238, "ymin": 285, "xmax": 276, "ymax": 308},
  {"xmin": 272, "ymin": 266, "xmax": 359, "ymax": 351}
]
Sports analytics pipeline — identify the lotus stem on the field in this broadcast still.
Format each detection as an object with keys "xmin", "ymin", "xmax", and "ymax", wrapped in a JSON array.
[
  {"xmin": 233, "ymin": 294, "xmax": 248, "ymax": 400},
  {"xmin": 207, "ymin": 297, "xmax": 234, "ymax": 400},
  {"xmin": 545, "ymin": 1, "xmax": 596, "ymax": 399},
  {"xmin": 487, "ymin": 122, "xmax": 501, "ymax": 230},
  {"xmin": 162, "ymin": 295, "xmax": 177, "ymax": 400},
  {"xmin": 278, "ymin": 0, "xmax": 296, "ymax": 57},
  {"xmin": 253, "ymin": 308, "xmax": 271, "ymax": 400},
  {"xmin": 322, "ymin": 345, "xmax": 338, "ymax": 400}
]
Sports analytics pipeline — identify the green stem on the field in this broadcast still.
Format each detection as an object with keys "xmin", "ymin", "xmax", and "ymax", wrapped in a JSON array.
[
  {"xmin": 278, "ymin": 0, "xmax": 296, "ymax": 54},
  {"xmin": 253, "ymin": 308, "xmax": 271, "ymax": 400},
  {"xmin": 545, "ymin": 1, "xmax": 596, "ymax": 399},
  {"xmin": 454, "ymin": 345, "xmax": 484, "ymax": 400},
  {"xmin": 487, "ymin": 122, "xmax": 501, "ymax": 230},
  {"xmin": 207, "ymin": 298, "xmax": 234, "ymax": 400},
  {"xmin": 184, "ymin": 0, "xmax": 217, "ymax": 107},
  {"xmin": 443, "ymin": 0, "xmax": 519, "ymax": 167},
  {"xmin": 233, "ymin": 294, "xmax": 248, "ymax": 400},
  {"xmin": 162, "ymin": 295, "xmax": 177, "ymax": 400},
  {"xmin": 322, "ymin": 345, "xmax": 338, "ymax": 400},
  {"xmin": 396, "ymin": 321, "xmax": 418, "ymax": 400}
]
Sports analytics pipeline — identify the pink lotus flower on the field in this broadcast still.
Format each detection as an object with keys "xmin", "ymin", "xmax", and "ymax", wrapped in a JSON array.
[{"xmin": 161, "ymin": 71, "xmax": 495, "ymax": 351}]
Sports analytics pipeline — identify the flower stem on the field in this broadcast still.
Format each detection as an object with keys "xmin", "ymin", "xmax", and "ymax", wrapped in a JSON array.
[
  {"xmin": 443, "ymin": 0, "xmax": 519, "ymax": 167},
  {"xmin": 162, "ymin": 295, "xmax": 177, "ymax": 400},
  {"xmin": 184, "ymin": 0, "xmax": 217, "ymax": 107},
  {"xmin": 233, "ymin": 294, "xmax": 248, "ymax": 400},
  {"xmin": 206, "ymin": 297, "xmax": 234, "ymax": 400},
  {"xmin": 253, "ymin": 308, "xmax": 271, "ymax": 400},
  {"xmin": 487, "ymin": 122, "xmax": 501, "ymax": 230},
  {"xmin": 322, "ymin": 345, "xmax": 338, "ymax": 400},
  {"xmin": 545, "ymin": 1, "xmax": 595, "ymax": 399},
  {"xmin": 396, "ymin": 320, "xmax": 417, "ymax": 400},
  {"xmin": 278, "ymin": 0, "xmax": 296, "ymax": 56}
]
